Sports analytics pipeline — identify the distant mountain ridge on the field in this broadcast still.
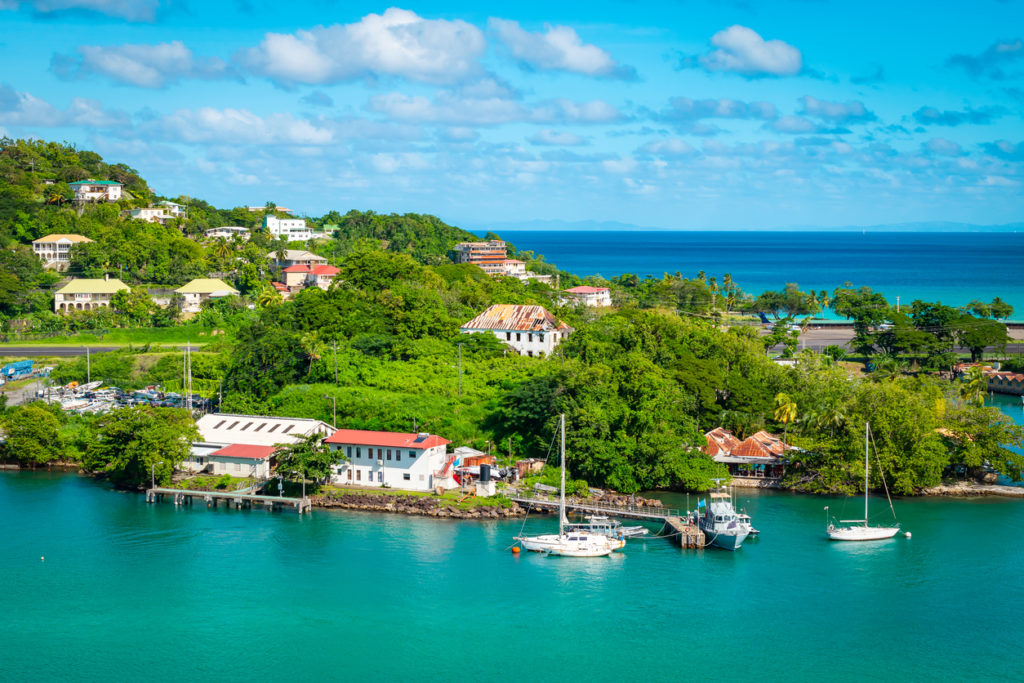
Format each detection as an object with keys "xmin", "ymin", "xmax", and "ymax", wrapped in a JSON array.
[{"xmin": 472, "ymin": 219, "xmax": 1024, "ymax": 233}]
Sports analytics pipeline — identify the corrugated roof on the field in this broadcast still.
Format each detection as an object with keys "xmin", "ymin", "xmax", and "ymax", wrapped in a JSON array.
[
  {"xmin": 175, "ymin": 278, "xmax": 239, "ymax": 295},
  {"xmin": 268, "ymin": 249, "xmax": 325, "ymax": 262},
  {"xmin": 33, "ymin": 234, "xmax": 93, "ymax": 244},
  {"xmin": 703, "ymin": 427, "xmax": 741, "ymax": 455},
  {"xmin": 325, "ymin": 429, "xmax": 450, "ymax": 449},
  {"xmin": 210, "ymin": 444, "xmax": 278, "ymax": 460},
  {"xmin": 310, "ymin": 265, "xmax": 340, "ymax": 275},
  {"xmin": 195, "ymin": 413, "xmax": 335, "ymax": 447},
  {"xmin": 460, "ymin": 304, "xmax": 570, "ymax": 332},
  {"xmin": 56, "ymin": 278, "xmax": 130, "ymax": 295}
]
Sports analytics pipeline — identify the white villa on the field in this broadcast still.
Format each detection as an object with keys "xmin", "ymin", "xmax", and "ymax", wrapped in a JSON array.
[
  {"xmin": 264, "ymin": 215, "xmax": 312, "ymax": 241},
  {"xmin": 32, "ymin": 233, "xmax": 93, "ymax": 270},
  {"xmin": 129, "ymin": 207, "xmax": 173, "ymax": 224},
  {"xmin": 69, "ymin": 179, "xmax": 122, "ymax": 202},
  {"xmin": 159, "ymin": 200, "xmax": 185, "ymax": 216},
  {"xmin": 54, "ymin": 277, "xmax": 130, "ymax": 313},
  {"xmin": 460, "ymin": 304, "xmax": 572, "ymax": 357},
  {"xmin": 185, "ymin": 413, "xmax": 336, "ymax": 478},
  {"xmin": 563, "ymin": 286, "xmax": 612, "ymax": 307},
  {"xmin": 325, "ymin": 429, "xmax": 455, "ymax": 491},
  {"xmin": 205, "ymin": 226, "xmax": 250, "ymax": 241},
  {"xmin": 175, "ymin": 278, "xmax": 239, "ymax": 313}
]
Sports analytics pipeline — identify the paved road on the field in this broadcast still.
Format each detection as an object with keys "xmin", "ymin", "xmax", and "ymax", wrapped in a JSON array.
[
  {"xmin": 0, "ymin": 346, "xmax": 123, "ymax": 357},
  {"xmin": 773, "ymin": 326, "xmax": 1024, "ymax": 356}
]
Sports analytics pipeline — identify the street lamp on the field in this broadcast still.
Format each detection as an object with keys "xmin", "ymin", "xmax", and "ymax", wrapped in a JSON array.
[{"xmin": 151, "ymin": 461, "xmax": 164, "ymax": 490}]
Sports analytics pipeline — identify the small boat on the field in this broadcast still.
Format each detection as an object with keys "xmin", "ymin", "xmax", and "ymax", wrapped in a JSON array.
[
  {"xmin": 515, "ymin": 415, "xmax": 623, "ymax": 557},
  {"xmin": 694, "ymin": 483, "xmax": 750, "ymax": 550},
  {"xmin": 737, "ymin": 513, "xmax": 760, "ymax": 536},
  {"xmin": 565, "ymin": 514, "xmax": 649, "ymax": 539},
  {"xmin": 826, "ymin": 422, "xmax": 901, "ymax": 542}
]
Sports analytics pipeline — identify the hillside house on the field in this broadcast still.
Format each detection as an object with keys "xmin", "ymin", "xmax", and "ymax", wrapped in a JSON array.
[
  {"xmin": 205, "ymin": 226, "xmax": 250, "ymax": 241},
  {"xmin": 269, "ymin": 249, "xmax": 328, "ymax": 269},
  {"xmin": 175, "ymin": 278, "xmax": 239, "ymax": 313},
  {"xmin": 460, "ymin": 304, "xmax": 571, "ymax": 357},
  {"xmin": 69, "ymin": 179, "xmax": 122, "ymax": 202},
  {"xmin": 264, "ymin": 215, "xmax": 312, "ymax": 241},
  {"xmin": 54, "ymin": 277, "xmax": 130, "ymax": 313},
  {"xmin": 159, "ymin": 201, "xmax": 185, "ymax": 216},
  {"xmin": 325, "ymin": 429, "xmax": 455, "ymax": 491},
  {"xmin": 563, "ymin": 286, "xmax": 612, "ymax": 307},
  {"xmin": 32, "ymin": 233, "xmax": 93, "ymax": 270},
  {"xmin": 129, "ymin": 207, "xmax": 173, "ymax": 224}
]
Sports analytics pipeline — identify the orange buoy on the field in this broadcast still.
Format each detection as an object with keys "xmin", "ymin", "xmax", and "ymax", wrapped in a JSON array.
[{"xmin": 511, "ymin": 546, "xmax": 520, "ymax": 554}]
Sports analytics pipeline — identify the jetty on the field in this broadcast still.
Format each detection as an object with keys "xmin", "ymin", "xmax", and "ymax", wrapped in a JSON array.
[
  {"xmin": 510, "ymin": 492, "xmax": 704, "ymax": 548},
  {"xmin": 146, "ymin": 487, "xmax": 311, "ymax": 514}
]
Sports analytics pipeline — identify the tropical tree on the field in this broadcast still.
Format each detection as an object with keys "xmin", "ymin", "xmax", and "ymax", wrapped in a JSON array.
[
  {"xmin": 256, "ymin": 284, "xmax": 283, "ymax": 309},
  {"xmin": 960, "ymin": 365, "xmax": 988, "ymax": 407},
  {"xmin": 774, "ymin": 392, "xmax": 798, "ymax": 444},
  {"xmin": 1, "ymin": 403, "xmax": 63, "ymax": 466},
  {"xmin": 299, "ymin": 330, "xmax": 325, "ymax": 375},
  {"xmin": 84, "ymin": 406, "xmax": 198, "ymax": 489},
  {"xmin": 275, "ymin": 432, "xmax": 345, "ymax": 485}
]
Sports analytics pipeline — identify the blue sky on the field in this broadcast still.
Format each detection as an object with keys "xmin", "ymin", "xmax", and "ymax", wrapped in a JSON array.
[{"xmin": 0, "ymin": 0, "xmax": 1021, "ymax": 229}]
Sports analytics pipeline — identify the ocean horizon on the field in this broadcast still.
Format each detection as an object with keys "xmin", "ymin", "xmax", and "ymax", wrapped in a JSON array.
[{"xmin": 477, "ymin": 230, "xmax": 1024, "ymax": 318}]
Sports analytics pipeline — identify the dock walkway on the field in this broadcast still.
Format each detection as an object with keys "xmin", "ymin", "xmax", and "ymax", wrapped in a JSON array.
[{"xmin": 146, "ymin": 487, "xmax": 311, "ymax": 513}]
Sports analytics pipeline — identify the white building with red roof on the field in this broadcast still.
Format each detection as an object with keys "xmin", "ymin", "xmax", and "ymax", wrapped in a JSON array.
[
  {"xmin": 185, "ymin": 413, "xmax": 336, "ymax": 479},
  {"xmin": 562, "ymin": 285, "xmax": 611, "ymax": 307},
  {"xmin": 324, "ymin": 429, "xmax": 455, "ymax": 491}
]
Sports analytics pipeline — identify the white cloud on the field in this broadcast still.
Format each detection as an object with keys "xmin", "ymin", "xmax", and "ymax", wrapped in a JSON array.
[
  {"xmin": 923, "ymin": 138, "xmax": 964, "ymax": 156},
  {"xmin": 799, "ymin": 95, "xmax": 875, "ymax": 122},
  {"xmin": 489, "ymin": 18, "xmax": 636, "ymax": 79},
  {"xmin": 694, "ymin": 25, "xmax": 802, "ymax": 77},
  {"xmin": 769, "ymin": 115, "xmax": 818, "ymax": 133},
  {"xmin": 53, "ymin": 41, "xmax": 233, "ymax": 88},
  {"xmin": 637, "ymin": 138, "xmax": 697, "ymax": 157},
  {"xmin": 531, "ymin": 98, "xmax": 625, "ymax": 124},
  {"xmin": 141, "ymin": 107, "xmax": 334, "ymax": 145},
  {"xmin": 0, "ymin": 84, "xmax": 128, "ymax": 127},
  {"xmin": 367, "ymin": 92, "xmax": 625, "ymax": 126},
  {"xmin": 529, "ymin": 130, "xmax": 586, "ymax": 146},
  {"xmin": 238, "ymin": 8, "xmax": 486, "ymax": 86},
  {"xmin": 602, "ymin": 158, "xmax": 637, "ymax": 174},
  {"xmin": 2, "ymin": 0, "xmax": 160, "ymax": 22}
]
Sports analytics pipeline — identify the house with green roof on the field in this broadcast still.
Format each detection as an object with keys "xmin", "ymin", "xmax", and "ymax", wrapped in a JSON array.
[
  {"xmin": 54, "ymin": 277, "xmax": 130, "ymax": 313},
  {"xmin": 68, "ymin": 179, "xmax": 123, "ymax": 202},
  {"xmin": 175, "ymin": 278, "xmax": 239, "ymax": 313}
]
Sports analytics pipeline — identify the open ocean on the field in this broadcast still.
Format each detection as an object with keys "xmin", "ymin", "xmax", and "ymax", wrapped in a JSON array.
[{"xmin": 487, "ymin": 231, "xmax": 1024, "ymax": 318}]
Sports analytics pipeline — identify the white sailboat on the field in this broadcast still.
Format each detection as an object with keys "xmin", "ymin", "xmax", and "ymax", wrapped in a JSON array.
[
  {"xmin": 515, "ymin": 415, "xmax": 623, "ymax": 557},
  {"xmin": 826, "ymin": 422, "xmax": 901, "ymax": 541}
]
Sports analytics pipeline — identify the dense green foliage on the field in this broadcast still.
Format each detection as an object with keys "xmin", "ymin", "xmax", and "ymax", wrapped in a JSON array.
[{"xmin": 83, "ymin": 406, "xmax": 198, "ymax": 488}]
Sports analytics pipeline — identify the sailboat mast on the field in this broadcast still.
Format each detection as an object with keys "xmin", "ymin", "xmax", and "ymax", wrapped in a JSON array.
[
  {"xmin": 864, "ymin": 421, "xmax": 869, "ymax": 526},
  {"xmin": 559, "ymin": 413, "xmax": 566, "ymax": 537}
]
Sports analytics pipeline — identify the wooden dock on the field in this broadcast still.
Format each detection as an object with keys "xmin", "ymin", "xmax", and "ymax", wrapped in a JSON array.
[
  {"xmin": 660, "ymin": 516, "xmax": 705, "ymax": 549},
  {"xmin": 146, "ymin": 487, "xmax": 311, "ymax": 514}
]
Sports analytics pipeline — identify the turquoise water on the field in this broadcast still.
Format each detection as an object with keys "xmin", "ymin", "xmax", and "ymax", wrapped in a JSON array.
[
  {"xmin": 494, "ymin": 230, "xmax": 1024, "ymax": 318},
  {"xmin": 3, "ymin": 471, "xmax": 1022, "ymax": 681}
]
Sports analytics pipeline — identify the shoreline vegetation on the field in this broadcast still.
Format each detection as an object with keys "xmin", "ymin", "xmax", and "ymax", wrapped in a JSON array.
[{"xmin": 2, "ymin": 138, "xmax": 1023, "ymax": 502}]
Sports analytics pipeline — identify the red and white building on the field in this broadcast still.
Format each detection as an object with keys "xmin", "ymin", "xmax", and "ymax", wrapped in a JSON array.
[
  {"xmin": 325, "ymin": 429, "xmax": 456, "ymax": 491},
  {"xmin": 281, "ymin": 263, "xmax": 340, "ymax": 292},
  {"xmin": 185, "ymin": 413, "xmax": 336, "ymax": 479},
  {"xmin": 562, "ymin": 285, "xmax": 612, "ymax": 307}
]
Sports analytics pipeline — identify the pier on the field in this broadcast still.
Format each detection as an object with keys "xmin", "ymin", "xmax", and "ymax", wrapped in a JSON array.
[
  {"xmin": 510, "ymin": 492, "xmax": 704, "ymax": 548},
  {"xmin": 146, "ymin": 487, "xmax": 311, "ymax": 513}
]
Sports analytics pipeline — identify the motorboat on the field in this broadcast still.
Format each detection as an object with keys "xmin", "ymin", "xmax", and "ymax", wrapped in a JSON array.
[
  {"xmin": 694, "ymin": 483, "xmax": 750, "ymax": 550},
  {"xmin": 565, "ymin": 515, "xmax": 649, "ymax": 539}
]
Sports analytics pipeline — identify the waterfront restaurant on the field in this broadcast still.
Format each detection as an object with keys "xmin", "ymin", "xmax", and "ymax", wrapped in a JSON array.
[
  {"xmin": 703, "ymin": 428, "xmax": 790, "ymax": 479},
  {"xmin": 324, "ymin": 429, "xmax": 455, "ymax": 491}
]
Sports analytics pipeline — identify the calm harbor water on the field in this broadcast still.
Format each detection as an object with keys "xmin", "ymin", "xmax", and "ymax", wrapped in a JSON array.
[
  {"xmin": 493, "ymin": 230, "xmax": 1024, "ymax": 317},
  {"xmin": 3, "ymin": 470, "xmax": 1022, "ymax": 682}
]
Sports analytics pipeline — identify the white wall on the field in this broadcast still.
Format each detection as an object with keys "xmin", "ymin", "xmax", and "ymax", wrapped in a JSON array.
[
  {"xmin": 462, "ymin": 328, "xmax": 566, "ymax": 357},
  {"xmin": 328, "ymin": 443, "xmax": 451, "ymax": 491}
]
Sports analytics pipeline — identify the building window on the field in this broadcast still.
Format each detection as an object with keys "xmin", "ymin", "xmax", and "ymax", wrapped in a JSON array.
[
  {"xmin": 506, "ymin": 332, "xmax": 511, "ymax": 340},
  {"xmin": 378, "ymin": 448, "xmax": 383, "ymax": 459},
  {"xmin": 539, "ymin": 334, "xmax": 545, "ymax": 342},
  {"xmin": 419, "ymin": 474, "xmax": 425, "ymax": 481},
  {"xmin": 403, "ymin": 473, "xmax": 411, "ymax": 481},
  {"xmin": 378, "ymin": 471, "xmax": 383, "ymax": 483},
  {"xmin": 356, "ymin": 447, "xmax": 361, "ymax": 458},
  {"xmin": 347, "ymin": 470, "xmax": 352, "ymax": 481},
  {"xmin": 346, "ymin": 446, "xmax": 352, "ymax": 458},
  {"xmin": 528, "ymin": 333, "xmax": 533, "ymax": 342},
  {"xmin": 408, "ymin": 450, "xmax": 415, "ymax": 458},
  {"xmin": 387, "ymin": 449, "xmax": 392, "ymax": 460},
  {"xmin": 516, "ymin": 333, "xmax": 521, "ymax": 341},
  {"xmin": 356, "ymin": 470, "xmax": 361, "ymax": 481},
  {"xmin": 396, "ymin": 452, "xmax": 401, "ymax": 461},
  {"xmin": 234, "ymin": 463, "xmax": 241, "ymax": 472}
]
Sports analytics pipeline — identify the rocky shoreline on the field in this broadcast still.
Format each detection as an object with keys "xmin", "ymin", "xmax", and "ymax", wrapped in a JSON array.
[
  {"xmin": 919, "ymin": 482, "xmax": 1024, "ymax": 498},
  {"xmin": 313, "ymin": 492, "xmax": 527, "ymax": 519}
]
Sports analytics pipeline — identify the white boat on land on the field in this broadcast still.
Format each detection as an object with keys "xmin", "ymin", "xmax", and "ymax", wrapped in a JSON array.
[
  {"xmin": 515, "ymin": 415, "xmax": 623, "ymax": 557},
  {"xmin": 826, "ymin": 422, "xmax": 902, "ymax": 542}
]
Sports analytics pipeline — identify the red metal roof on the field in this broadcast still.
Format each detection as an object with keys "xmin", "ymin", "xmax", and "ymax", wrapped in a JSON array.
[
  {"xmin": 271, "ymin": 282, "xmax": 288, "ymax": 292},
  {"xmin": 703, "ymin": 427, "xmax": 741, "ymax": 455},
  {"xmin": 324, "ymin": 429, "xmax": 450, "ymax": 449},
  {"xmin": 461, "ymin": 304, "xmax": 571, "ymax": 332},
  {"xmin": 282, "ymin": 264, "xmax": 311, "ymax": 273},
  {"xmin": 564, "ymin": 286, "xmax": 609, "ymax": 294},
  {"xmin": 210, "ymin": 444, "xmax": 278, "ymax": 460},
  {"xmin": 310, "ymin": 265, "xmax": 340, "ymax": 275}
]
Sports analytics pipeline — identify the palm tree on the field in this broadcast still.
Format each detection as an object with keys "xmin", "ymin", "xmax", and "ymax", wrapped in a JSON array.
[
  {"xmin": 300, "ymin": 331, "xmax": 325, "ymax": 375},
  {"xmin": 960, "ymin": 365, "xmax": 988, "ymax": 407},
  {"xmin": 256, "ymin": 284, "xmax": 282, "ymax": 309},
  {"xmin": 774, "ymin": 392, "xmax": 798, "ymax": 444},
  {"xmin": 211, "ymin": 238, "xmax": 231, "ymax": 273}
]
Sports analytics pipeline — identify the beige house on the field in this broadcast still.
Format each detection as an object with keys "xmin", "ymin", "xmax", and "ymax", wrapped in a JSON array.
[
  {"xmin": 69, "ymin": 179, "xmax": 122, "ymax": 202},
  {"xmin": 54, "ymin": 277, "xmax": 130, "ymax": 313},
  {"xmin": 32, "ymin": 234, "xmax": 93, "ymax": 270},
  {"xmin": 175, "ymin": 278, "xmax": 239, "ymax": 313},
  {"xmin": 269, "ymin": 249, "xmax": 328, "ymax": 269},
  {"xmin": 281, "ymin": 264, "xmax": 340, "ymax": 291}
]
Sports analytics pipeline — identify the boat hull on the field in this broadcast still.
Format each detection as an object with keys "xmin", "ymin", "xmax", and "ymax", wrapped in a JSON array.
[
  {"xmin": 516, "ymin": 533, "xmax": 619, "ymax": 556},
  {"xmin": 701, "ymin": 528, "xmax": 749, "ymax": 551},
  {"xmin": 827, "ymin": 525, "xmax": 900, "ymax": 541}
]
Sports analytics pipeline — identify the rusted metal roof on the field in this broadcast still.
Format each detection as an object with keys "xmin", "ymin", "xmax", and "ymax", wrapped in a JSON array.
[
  {"xmin": 461, "ymin": 304, "xmax": 571, "ymax": 332},
  {"xmin": 703, "ymin": 427, "xmax": 741, "ymax": 455}
]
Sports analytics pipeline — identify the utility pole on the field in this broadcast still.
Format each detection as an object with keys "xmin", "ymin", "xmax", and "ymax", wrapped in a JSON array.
[
  {"xmin": 333, "ymin": 340, "xmax": 338, "ymax": 384},
  {"xmin": 457, "ymin": 343, "xmax": 462, "ymax": 399},
  {"xmin": 323, "ymin": 394, "xmax": 336, "ymax": 426},
  {"xmin": 86, "ymin": 347, "xmax": 90, "ymax": 384}
]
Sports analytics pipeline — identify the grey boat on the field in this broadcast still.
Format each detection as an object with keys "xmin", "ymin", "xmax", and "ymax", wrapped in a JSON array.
[{"xmin": 694, "ymin": 488, "xmax": 750, "ymax": 551}]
